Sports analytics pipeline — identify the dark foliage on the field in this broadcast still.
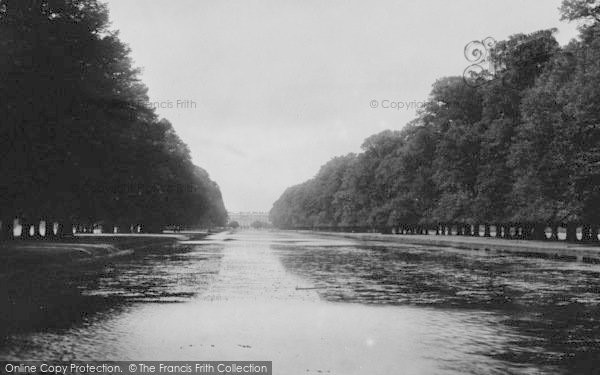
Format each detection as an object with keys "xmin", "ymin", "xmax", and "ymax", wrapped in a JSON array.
[
  {"xmin": 0, "ymin": 0, "xmax": 227, "ymax": 230},
  {"xmin": 271, "ymin": 1, "xmax": 600, "ymax": 229}
]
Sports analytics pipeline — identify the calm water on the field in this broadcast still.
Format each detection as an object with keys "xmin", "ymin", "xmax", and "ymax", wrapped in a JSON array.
[{"xmin": 1, "ymin": 231, "xmax": 599, "ymax": 374}]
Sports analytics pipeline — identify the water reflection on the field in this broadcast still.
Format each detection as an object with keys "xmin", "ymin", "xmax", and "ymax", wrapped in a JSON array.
[
  {"xmin": 274, "ymin": 236, "xmax": 600, "ymax": 374},
  {"xmin": 1, "ymin": 232, "xmax": 599, "ymax": 374},
  {"xmin": 0, "ymin": 242, "xmax": 223, "ymax": 357}
]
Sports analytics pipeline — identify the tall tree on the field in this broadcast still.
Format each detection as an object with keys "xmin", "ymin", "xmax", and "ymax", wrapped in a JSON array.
[{"xmin": 0, "ymin": 0, "xmax": 227, "ymax": 232}]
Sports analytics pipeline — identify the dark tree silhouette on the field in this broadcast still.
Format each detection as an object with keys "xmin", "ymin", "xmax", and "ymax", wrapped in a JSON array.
[
  {"xmin": 271, "ymin": 8, "xmax": 599, "ymax": 235},
  {"xmin": 0, "ymin": 0, "xmax": 227, "ymax": 235}
]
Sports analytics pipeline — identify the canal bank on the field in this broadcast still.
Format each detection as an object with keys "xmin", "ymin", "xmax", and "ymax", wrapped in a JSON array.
[
  {"xmin": 310, "ymin": 231, "xmax": 600, "ymax": 263},
  {"xmin": 0, "ymin": 232, "xmax": 208, "ymax": 265}
]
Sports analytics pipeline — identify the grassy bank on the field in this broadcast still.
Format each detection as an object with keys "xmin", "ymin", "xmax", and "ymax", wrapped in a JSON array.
[
  {"xmin": 311, "ymin": 231, "xmax": 600, "ymax": 264},
  {"xmin": 0, "ymin": 232, "xmax": 208, "ymax": 265}
]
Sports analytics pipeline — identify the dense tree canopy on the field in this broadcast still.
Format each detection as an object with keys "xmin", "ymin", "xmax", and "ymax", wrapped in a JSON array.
[
  {"xmin": 0, "ymin": 0, "xmax": 227, "ymax": 232},
  {"xmin": 270, "ymin": 1, "xmax": 600, "ymax": 230}
]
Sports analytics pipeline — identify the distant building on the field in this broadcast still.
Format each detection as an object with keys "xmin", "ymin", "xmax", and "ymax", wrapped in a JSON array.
[{"xmin": 228, "ymin": 212, "xmax": 271, "ymax": 228}]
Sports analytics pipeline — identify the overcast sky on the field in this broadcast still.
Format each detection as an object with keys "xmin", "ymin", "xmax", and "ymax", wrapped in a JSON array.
[{"xmin": 104, "ymin": 0, "xmax": 579, "ymax": 213}]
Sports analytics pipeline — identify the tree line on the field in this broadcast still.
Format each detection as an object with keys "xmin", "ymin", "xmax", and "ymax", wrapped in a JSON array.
[
  {"xmin": 270, "ymin": 0, "xmax": 600, "ymax": 236},
  {"xmin": 0, "ymin": 0, "xmax": 227, "ymax": 235}
]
